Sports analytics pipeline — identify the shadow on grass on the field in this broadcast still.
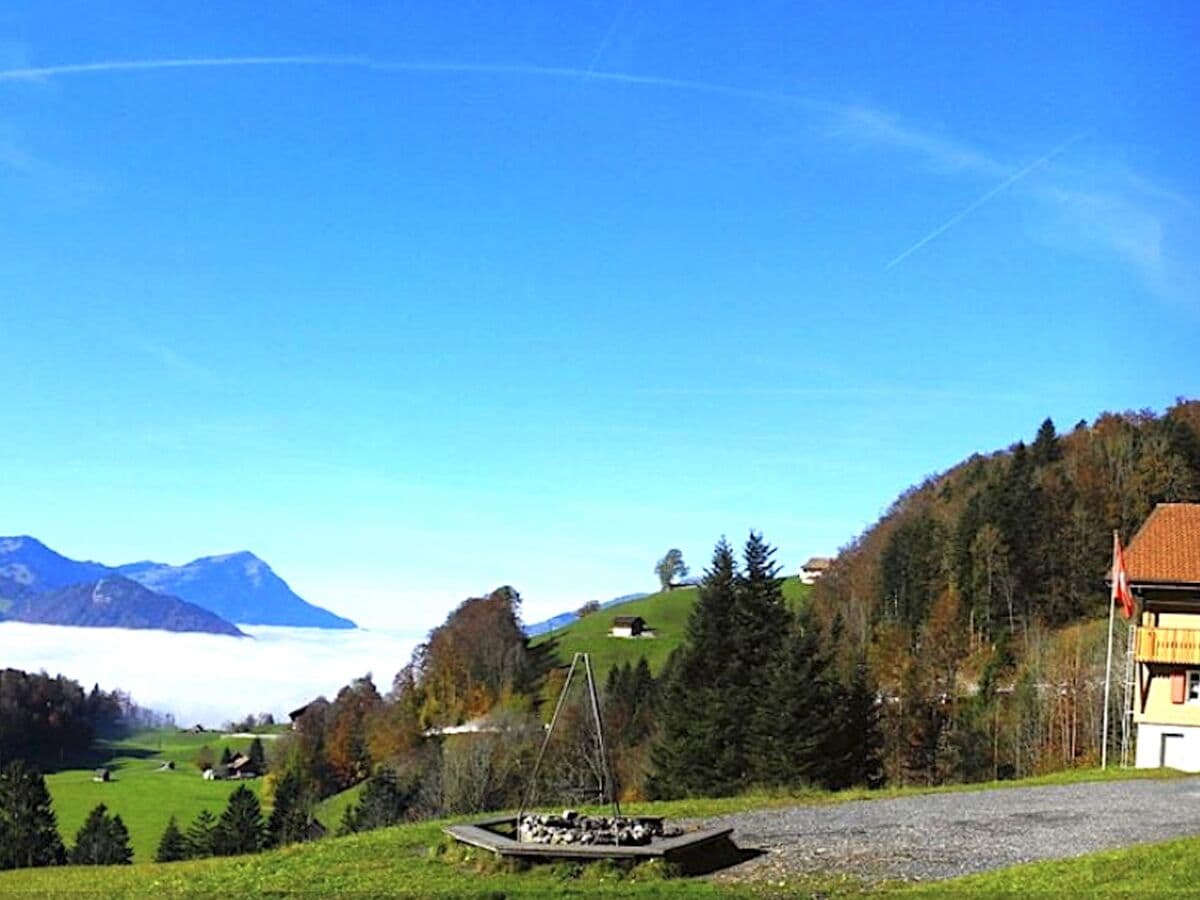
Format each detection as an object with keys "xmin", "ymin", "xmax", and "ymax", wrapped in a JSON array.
[
  {"xmin": 672, "ymin": 835, "xmax": 765, "ymax": 876},
  {"xmin": 35, "ymin": 742, "xmax": 159, "ymax": 774}
]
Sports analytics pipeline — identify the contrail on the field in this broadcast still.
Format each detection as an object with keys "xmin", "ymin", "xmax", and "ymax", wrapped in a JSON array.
[
  {"xmin": 885, "ymin": 132, "xmax": 1088, "ymax": 270},
  {"xmin": 0, "ymin": 54, "xmax": 828, "ymax": 111},
  {"xmin": 373, "ymin": 60, "xmax": 826, "ymax": 108},
  {"xmin": 585, "ymin": 1, "xmax": 630, "ymax": 76},
  {"xmin": 0, "ymin": 55, "xmax": 371, "ymax": 81}
]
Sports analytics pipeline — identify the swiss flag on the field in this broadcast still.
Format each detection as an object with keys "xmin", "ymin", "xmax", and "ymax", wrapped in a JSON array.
[{"xmin": 1111, "ymin": 531, "xmax": 1135, "ymax": 620}]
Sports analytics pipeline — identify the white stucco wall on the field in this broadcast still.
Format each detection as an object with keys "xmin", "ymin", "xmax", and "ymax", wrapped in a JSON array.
[{"xmin": 1136, "ymin": 723, "xmax": 1200, "ymax": 771}]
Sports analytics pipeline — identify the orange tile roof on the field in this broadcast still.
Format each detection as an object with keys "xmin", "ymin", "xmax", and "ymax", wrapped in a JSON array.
[{"xmin": 1126, "ymin": 503, "xmax": 1200, "ymax": 585}]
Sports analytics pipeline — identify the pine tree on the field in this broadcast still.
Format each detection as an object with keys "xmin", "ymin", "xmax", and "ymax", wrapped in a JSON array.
[
  {"xmin": 70, "ymin": 803, "xmax": 133, "ymax": 865},
  {"xmin": 0, "ymin": 760, "xmax": 66, "ymax": 870},
  {"xmin": 337, "ymin": 768, "xmax": 414, "ymax": 835},
  {"xmin": 1031, "ymin": 417, "xmax": 1061, "ymax": 466},
  {"xmin": 155, "ymin": 816, "xmax": 188, "ymax": 863},
  {"xmin": 648, "ymin": 538, "xmax": 741, "ymax": 798},
  {"xmin": 219, "ymin": 746, "xmax": 234, "ymax": 767},
  {"xmin": 212, "ymin": 786, "xmax": 266, "ymax": 856},
  {"xmin": 832, "ymin": 663, "xmax": 885, "ymax": 789},
  {"xmin": 737, "ymin": 532, "xmax": 791, "ymax": 781},
  {"xmin": 184, "ymin": 809, "xmax": 218, "ymax": 859},
  {"xmin": 266, "ymin": 770, "xmax": 315, "ymax": 847},
  {"xmin": 750, "ymin": 610, "xmax": 834, "ymax": 788},
  {"xmin": 248, "ymin": 737, "xmax": 266, "ymax": 773}
]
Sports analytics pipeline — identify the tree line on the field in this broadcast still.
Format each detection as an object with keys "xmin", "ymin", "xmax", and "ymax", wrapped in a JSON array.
[{"xmin": 0, "ymin": 669, "xmax": 169, "ymax": 768}]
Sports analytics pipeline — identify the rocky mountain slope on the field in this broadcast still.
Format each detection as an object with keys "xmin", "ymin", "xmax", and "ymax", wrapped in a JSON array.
[
  {"xmin": 0, "ymin": 536, "xmax": 355, "ymax": 632},
  {"xmin": 2, "ymin": 575, "xmax": 244, "ymax": 636}
]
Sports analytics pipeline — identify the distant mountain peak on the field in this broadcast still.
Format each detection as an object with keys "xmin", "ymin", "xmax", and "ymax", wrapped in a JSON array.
[
  {"xmin": 0, "ymin": 536, "xmax": 110, "ymax": 590},
  {"xmin": 5, "ymin": 575, "xmax": 245, "ymax": 637},
  {"xmin": 1, "ymin": 536, "xmax": 356, "ymax": 630},
  {"xmin": 117, "ymin": 552, "xmax": 355, "ymax": 629}
]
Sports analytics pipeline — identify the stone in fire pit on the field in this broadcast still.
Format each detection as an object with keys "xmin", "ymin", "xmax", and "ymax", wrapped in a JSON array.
[{"xmin": 518, "ymin": 809, "xmax": 683, "ymax": 846}]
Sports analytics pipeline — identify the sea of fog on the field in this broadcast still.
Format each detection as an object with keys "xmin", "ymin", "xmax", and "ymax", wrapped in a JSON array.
[{"xmin": 0, "ymin": 622, "xmax": 421, "ymax": 728}]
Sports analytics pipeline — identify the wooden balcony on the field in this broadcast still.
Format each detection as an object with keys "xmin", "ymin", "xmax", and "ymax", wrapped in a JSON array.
[{"xmin": 1135, "ymin": 627, "xmax": 1200, "ymax": 665}]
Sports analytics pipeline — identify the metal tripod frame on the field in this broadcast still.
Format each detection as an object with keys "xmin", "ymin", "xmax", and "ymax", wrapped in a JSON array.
[{"xmin": 517, "ymin": 652, "xmax": 622, "ymax": 830}]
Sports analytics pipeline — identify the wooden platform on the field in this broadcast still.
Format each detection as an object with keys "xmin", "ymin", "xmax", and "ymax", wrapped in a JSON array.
[{"xmin": 444, "ymin": 816, "xmax": 734, "ymax": 863}]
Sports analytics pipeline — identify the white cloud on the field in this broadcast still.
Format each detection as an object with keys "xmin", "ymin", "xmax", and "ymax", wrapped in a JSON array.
[{"xmin": 0, "ymin": 622, "xmax": 420, "ymax": 727}]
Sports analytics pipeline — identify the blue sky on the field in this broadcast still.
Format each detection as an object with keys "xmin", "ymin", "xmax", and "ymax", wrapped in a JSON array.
[{"xmin": 1, "ymin": 2, "xmax": 1197, "ymax": 631}]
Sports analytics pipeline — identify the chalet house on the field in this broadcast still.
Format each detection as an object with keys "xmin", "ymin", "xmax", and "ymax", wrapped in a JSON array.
[
  {"xmin": 800, "ymin": 557, "xmax": 833, "ymax": 584},
  {"xmin": 1128, "ymin": 503, "xmax": 1200, "ymax": 771},
  {"xmin": 610, "ymin": 616, "xmax": 647, "ymax": 638},
  {"xmin": 289, "ymin": 699, "xmax": 327, "ymax": 731},
  {"xmin": 228, "ymin": 752, "xmax": 259, "ymax": 779}
]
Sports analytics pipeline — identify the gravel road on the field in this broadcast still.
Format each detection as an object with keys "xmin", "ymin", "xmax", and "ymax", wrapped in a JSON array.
[{"xmin": 694, "ymin": 777, "xmax": 1200, "ymax": 883}]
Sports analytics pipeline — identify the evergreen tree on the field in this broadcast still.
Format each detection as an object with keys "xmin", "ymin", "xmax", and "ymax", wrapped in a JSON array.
[
  {"xmin": 651, "ymin": 533, "xmax": 791, "ymax": 797},
  {"xmin": 184, "ymin": 809, "xmax": 218, "ymax": 859},
  {"xmin": 70, "ymin": 804, "xmax": 132, "ymax": 865},
  {"xmin": 734, "ymin": 532, "xmax": 790, "ymax": 729},
  {"xmin": 154, "ymin": 816, "xmax": 188, "ymax": 863},
  {"xmin": 337, "ymin": 768, "xmax": 414, "ymax": 835},
  {"xmin": 649, "ymin": 538, "xmax": 741, "ymax": 798},
  {"xmin": 0, "ymin": 760, "xmax": 66, "ymax": 871},
  {"xmin": 266, "ymin": 770, "xmax": 315, "ymax": 847},
  {"xmin": 833, "ymin": 663, "xmax": 885, "ymax": 789},
  {"xmin": 1030, "ymin": 417, "xmax": 1062, "ymax": 466},
  {"xmin": 212, "ymin": 786, "xmax": 267, "ymax": 856},
  {"xmin": 248, "ymin": 737, "xmax": 266, "ymax": 773},
  {"xmin": 750, "ymin": 610, "xmax": 833, "ymax": 788},
  {"xmin": 219, "ymin": 746, "xmax": 234, "ymax": 767}
]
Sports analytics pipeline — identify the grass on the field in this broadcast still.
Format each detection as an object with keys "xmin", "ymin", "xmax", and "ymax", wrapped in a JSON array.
[
  {"xmin": 2, "ymin": 762, "xmax": 1184, "ymax": 896},
  {"xmin": 314, "ymin": 781, "xmax": 365, "ymax": 830},
  {"xmin": 45, "ymin": 729, "xmax": 264, "ymax": 863},
  {"xmin": 906, "ymin": 832, "xmax": 1200, "ymax": 897},
  {"xmin": 533, "ymin": 577, "xmax": 809, "ymax": 681},
  {"xmin": 0, "ymin": 818, "xmax": 745, "ymax": 898}
]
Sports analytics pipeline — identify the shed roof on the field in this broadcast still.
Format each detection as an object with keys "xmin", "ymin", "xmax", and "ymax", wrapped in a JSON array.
[
  {"xmin": 1125, "ymin": 503, "xmax": 1200, "ymax": 586},
  {"xmin": 612, "ymin": 615, "xmax": 645, "ymax": 627},
  {"xmin": 802, "ymin": 556, "xmax": 833, "ymax": 571}
]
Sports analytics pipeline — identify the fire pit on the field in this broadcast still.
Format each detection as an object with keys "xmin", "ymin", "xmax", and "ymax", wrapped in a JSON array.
[
  {"xmin": 444, "ymin": 814, "xmax": 733, "ymax": 868},
  {"xmin": 444, "ymin": 653, "xmax": 736, "ymax": 870}
]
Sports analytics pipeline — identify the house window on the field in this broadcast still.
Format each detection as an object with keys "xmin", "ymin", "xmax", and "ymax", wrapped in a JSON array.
[{"xmin": 1188, "ymin": 671, "xmax": 1200, "ymax": 704}]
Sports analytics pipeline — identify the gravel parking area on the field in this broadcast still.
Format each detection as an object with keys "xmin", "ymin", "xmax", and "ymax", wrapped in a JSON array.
[{"xmin": 696, "ymin": 777, "xmax": 1200, "ymax": 883}]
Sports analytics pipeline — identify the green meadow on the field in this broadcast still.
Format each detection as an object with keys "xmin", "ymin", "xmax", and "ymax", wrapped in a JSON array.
[
  {"xmin": 0, "ymin": 764, "xmax": 1190, "ymax": 897},
  {"xmin": 532, "ymin": 577, "xmax": 809, "ymax": 680},
  {"xmin": 44, "ymin": 730, "xmax": 267, "ymax": 862}
]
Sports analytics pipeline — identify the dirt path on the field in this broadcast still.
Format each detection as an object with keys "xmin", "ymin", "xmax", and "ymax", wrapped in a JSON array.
[{"xmin": 695, "ymin": 777, "xmax": 1200, "ymax": 883}]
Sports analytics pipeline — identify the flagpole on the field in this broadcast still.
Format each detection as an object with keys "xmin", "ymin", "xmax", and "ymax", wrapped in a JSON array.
[{"xmin": 1102, "ymin": 530, "xmax": 1118, "ymax": 770}]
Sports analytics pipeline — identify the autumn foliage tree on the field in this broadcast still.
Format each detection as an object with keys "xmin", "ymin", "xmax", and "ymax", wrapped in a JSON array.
[{"xmin": 818, "ymin": 400, "xmax": 1200, "ymax": 784}]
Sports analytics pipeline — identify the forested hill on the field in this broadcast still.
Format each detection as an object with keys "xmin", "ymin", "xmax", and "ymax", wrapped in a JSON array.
[
  {"xmin": 801, "ymin": 399, "xmax": 1200, "ymax": 785},
  {"xmin": 814, "ymin": 399, "xmax": 1200, "ymax": 648}
]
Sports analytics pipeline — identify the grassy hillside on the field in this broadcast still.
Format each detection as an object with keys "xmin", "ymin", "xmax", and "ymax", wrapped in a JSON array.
[
  {"xmin": 533, "ymin": 578, "xmax": 809, "ymax": 681},
  {"xmin": 906, "ymin": 830, "xmax": 1200, "ymax": 897},
  {"xmin": 314, "ymin": 781, "xmax": 365, "ymax": 831},
  {"xmin": 0, "ymin": 767, "xmax": 1182, "ymax": 897},
  {"xmin": 45, "ymin": 730, "xmax": 265, "ymax": 863}
]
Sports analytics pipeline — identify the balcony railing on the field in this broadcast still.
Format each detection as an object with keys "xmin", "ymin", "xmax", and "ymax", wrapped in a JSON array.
[{"xmin": 1134, "ymin": 627, "xmax": 1200, "ymax": 665}]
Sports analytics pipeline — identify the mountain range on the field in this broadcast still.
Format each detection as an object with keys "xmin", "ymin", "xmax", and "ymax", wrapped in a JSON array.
[{"xmin": 0, "ymin": 536, "xmax": 355, "ymax": 635}]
